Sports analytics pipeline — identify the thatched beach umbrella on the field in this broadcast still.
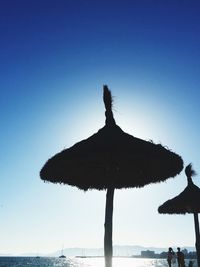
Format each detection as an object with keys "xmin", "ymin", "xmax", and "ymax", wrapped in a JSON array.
[
  {"xmin": 40, "ymin": 86, "xmax": 183, "ymax": 267},
  {"xmin": 158, "ymin": 164, "xmax": 200, "ymax": 267}
]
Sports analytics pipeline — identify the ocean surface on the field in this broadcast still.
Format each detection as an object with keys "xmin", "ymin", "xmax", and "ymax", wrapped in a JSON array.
[{"xmin": 0, "ymin": 257, "xmax": 197, "ymax": 267}]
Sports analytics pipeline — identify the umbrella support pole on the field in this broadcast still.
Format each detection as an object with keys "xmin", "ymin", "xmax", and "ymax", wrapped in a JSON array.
[
  {"xmin": 104, "ymin": 186, "xmax": 114, "ymax": 267},
  {"xmin": 194, "ymin": 213, "xmax": 200, "ymax": 267}
]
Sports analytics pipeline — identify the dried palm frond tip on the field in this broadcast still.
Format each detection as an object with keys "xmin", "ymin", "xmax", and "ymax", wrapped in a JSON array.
[
  {"xmin": 103, "ymin": 85, "xmax": 113, "ymax": 111},
  {"xmin": 185, "ymin": 163, "xmax": 197, "ymax": 184},
  {"xmin": 103, "ymin": 85, "xmax": 116, "ymax": 126}
]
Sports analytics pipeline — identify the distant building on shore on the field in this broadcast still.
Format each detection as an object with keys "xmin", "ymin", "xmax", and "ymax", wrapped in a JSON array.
[
  {"xmin": 137, "ymin": 249, "xmax": 197, "ymax": 259},
  {"xmin": 141, "ymin": 250, "xmax": 156, "ymax": 258}
]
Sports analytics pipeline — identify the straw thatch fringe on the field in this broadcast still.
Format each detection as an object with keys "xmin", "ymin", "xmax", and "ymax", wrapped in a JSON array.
[{"xmin": 40, "ymin": 124, "xmax": 183, "ymax": 191}]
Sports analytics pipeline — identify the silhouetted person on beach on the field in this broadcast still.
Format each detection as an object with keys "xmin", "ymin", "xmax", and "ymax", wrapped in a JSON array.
[
  {"xmin": 177, "ymin": 247, "xmax": 185, "ymax": 267},
  {"xmin": 167, "ymin": 247, "xmax": 175, "ymax": 267}
]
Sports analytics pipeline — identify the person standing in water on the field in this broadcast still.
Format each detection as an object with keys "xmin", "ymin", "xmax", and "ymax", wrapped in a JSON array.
[
  {"xmin": 177, "ymin": 247, "xmax": 185, "ymax": 267},
  {"xmin": 167, "ymin": 247, "xmax": 175, "ymax": 267}
]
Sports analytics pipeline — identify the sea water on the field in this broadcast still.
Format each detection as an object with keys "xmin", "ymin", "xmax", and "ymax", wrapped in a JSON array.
[{"xmin": 0, "ymin": 257, "xmax": 197, "ymax": 267}]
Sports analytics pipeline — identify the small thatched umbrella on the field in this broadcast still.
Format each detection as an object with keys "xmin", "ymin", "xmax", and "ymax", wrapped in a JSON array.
[
  {"xmin": 158, "ymin": 164, "xmax": 200, "ymax": 267},
  {"xmin": 40, "ymin": 86, "xmax": 183, "ymax": 267}
]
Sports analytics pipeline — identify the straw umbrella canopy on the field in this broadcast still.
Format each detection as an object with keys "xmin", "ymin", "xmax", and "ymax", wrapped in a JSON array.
[
  {"xmin": 158, "ymin": 164, "xmax": 200, "ymax": 267},
  {"xmin": 40, "ymin": 86, "xmax": 183, "ymax": 267}
]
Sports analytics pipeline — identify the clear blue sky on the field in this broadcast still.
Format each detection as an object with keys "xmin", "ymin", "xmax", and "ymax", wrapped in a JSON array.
[{"xmin": 0, "ymin": 0, "xmax": 200, "ymax": 255}]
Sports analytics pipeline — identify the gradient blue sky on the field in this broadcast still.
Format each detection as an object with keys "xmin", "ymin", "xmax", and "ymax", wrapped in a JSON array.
[{"xmin": 0, "ymin": 0, "xmax": 200, "ymax": 255}]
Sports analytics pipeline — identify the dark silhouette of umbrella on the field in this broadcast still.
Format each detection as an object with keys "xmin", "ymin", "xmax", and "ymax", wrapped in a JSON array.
[
  {"xmin": 158, "ymin": 164, "xmax": 200, "ymax": 267},
  {"xmin": 40, "ymin": 86, "xmax": 183, "ymax": 267}
]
